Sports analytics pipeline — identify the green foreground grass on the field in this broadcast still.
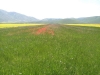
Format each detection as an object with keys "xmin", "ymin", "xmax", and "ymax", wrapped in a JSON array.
[{"xmin": 0, "ymin": 25, "xmax": 100, "ymax": 75}]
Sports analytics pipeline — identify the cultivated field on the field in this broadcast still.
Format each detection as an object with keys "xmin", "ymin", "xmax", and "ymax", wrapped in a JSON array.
[
  {"xmin": 0, "ymin": 24, "xmax": 100, "ymax": 75},
  {"xmin": 0, "ymin": 24, "xmax": 44, "ymax": 28},
  {"xmin": 66, "ymin": 24, "xmax": 100, "ymax": 27}
]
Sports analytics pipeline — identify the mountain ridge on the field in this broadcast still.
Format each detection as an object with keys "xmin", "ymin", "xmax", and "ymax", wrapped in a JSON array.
[
  {"xmin": 0, "ymin": 9, "xmax": 38, "ymax": 23},
  {"xmin": 0, "ymin": 9, "xmax": 100, "ymax": 24}
]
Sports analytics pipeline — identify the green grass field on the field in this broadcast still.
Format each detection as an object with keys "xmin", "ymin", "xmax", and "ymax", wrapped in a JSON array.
[{"xmin": 0, "ymin": 24, "xmax": 100, "ymax": 75}]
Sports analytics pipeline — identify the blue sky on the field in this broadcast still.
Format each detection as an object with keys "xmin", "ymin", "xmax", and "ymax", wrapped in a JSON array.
[{"xmin": 0, "ymin": 0, "xmax": 100, "ymax": 19}]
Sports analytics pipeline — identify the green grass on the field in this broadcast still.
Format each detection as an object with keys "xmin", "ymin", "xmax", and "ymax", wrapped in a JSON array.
[{"xmin": 0, "ymin": 25, "xmax": 100, "ymax": 75}]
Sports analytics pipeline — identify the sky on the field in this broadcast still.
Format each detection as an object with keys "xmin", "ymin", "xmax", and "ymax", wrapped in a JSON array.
[{"xmin": 0, "ymin": 0, "xmax": 100, "ymax": 19}]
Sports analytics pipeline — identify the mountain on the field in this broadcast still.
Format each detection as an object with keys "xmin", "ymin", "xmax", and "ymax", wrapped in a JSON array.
[
  {"xmin": 0, "ymin": 9, "xmax": 100, "ymax": 24},
  {"xmin": 40, "ymin": 17, "xmax": 100, "ymax": 24},
  {"xmin": 77, "ymin": 16, "xmax": 100, "ymax": 24},
  {"xmin": 39, "ymin": 18, "xmax": 81, "ymax": 24},
  {"xmin": 0, "ymin": 9, "xmax": 38, "ymax": 23}
]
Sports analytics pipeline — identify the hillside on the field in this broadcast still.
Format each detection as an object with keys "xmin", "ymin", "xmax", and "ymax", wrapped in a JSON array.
[
  {"xmin": 77, "ymin": 16, "xmax": 100, "ymax": 24},
  {"xmin": 40, "ymin": 17, "xmax": 100, "ymax": 24},
  {"xmin": 39, "ymin": 18, "xmax": 81, "ymax": 24},
  {"xmin": 0, "ymin": 9, "xmax": 38, "ymax": 23}
]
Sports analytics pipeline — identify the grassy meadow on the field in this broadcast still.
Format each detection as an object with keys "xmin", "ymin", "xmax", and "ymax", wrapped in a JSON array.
[{"xmin": 0, "ymin": 24, "xmax": 100, "ymax": 75}]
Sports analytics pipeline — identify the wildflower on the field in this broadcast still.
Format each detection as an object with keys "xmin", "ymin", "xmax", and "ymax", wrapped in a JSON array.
[
  {"xmin": 60, "ymin": 61, "xmax": 62, "ymax": 63},
  {"xmin": 19, "ymin": 72, "xmax": 22, "ymax": 74}
]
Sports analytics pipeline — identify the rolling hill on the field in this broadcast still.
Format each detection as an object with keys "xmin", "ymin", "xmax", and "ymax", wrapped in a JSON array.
[
  {"xmin": 40, "ymin": 18, "xmax": 81, "ymax": 24},
  {"xmin": 77, "ymin": 16, "xmax": 100, "ymax": 24}
]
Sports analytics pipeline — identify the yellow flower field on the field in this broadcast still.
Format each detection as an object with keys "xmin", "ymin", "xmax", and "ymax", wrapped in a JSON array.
[
  {"xmin": 1, "ymin": 24, "xmax": 100, "ymax": 28},
  {"xmin": 0, "ymin": 24, "xmax": 44, "ymax": 28},
  {"xmin": 65, "ymin": 24, "xmax": 100, "ymax": 27}
]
